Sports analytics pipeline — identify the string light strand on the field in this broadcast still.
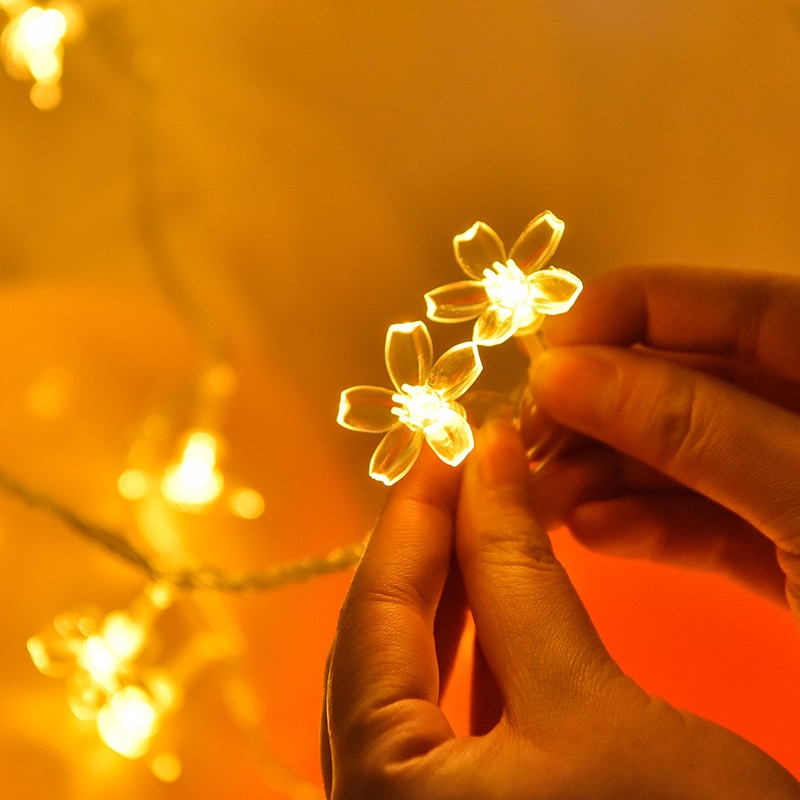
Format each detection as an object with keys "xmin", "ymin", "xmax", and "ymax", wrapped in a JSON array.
[{"xmin": 0, "ymin": 466, "xmax": 365, "ymax": 591}]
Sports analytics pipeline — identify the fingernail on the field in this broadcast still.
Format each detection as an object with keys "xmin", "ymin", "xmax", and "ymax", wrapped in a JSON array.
[
  {"xmin": 477, "ymin": 418, "xmax": 528, "ymax": 489},
  {"xmin": 529, "ymin": 348, "xmax": 618, "ymax": 428}
]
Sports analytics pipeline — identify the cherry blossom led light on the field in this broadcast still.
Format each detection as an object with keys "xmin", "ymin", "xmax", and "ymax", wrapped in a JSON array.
[
  {"xmin": 337, "ymin": 320, "xmax": 482, "ymax": 486},
  {"xmin": 26, "ymin": 584, "xmax": 180, "ymax": 761},
  {"xmin": 425, "ymin": 211, "xmax": 583, "ymax": 346}
]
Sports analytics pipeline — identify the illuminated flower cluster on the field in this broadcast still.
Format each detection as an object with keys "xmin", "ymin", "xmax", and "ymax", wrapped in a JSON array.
[
  {"xmin": 338, "ymin": 212, "xmax": 583, "ymax": 484},
  {"xmin": 27, "ymin": 585, "xmax": 178, "ymax": 759}
]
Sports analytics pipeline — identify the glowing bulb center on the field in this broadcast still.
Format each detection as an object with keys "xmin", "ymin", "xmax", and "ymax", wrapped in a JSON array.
[
  {"xmin": 102, "ymin": 612, "xmax": 145, "ymax": 661},
  {"xmin": 161, "ymin": 431, "xmax": 224, "ymax": 509},
  {"xmin": 97, "ymin": 687, "xmax": 159, "ymax": 759},
  {"xmin": 483, "ymin": 259, "xmax": 532, "ymax": 311},
  {"xmin": 81, "ymin": 636, "xmax": 119, "ymax": 689},
  {"xmin": 19, "ymin": 8, "xmax": 67, "ymax": 48},
  {"xmin": 483, "ymin": 259, "xmax": 534, "ymax": 327},
  {"xmin": 392, "ymin": 384, "xmax": 449, "ymax": 431},
  {"xmin": 8, "ymin": 7, "xmax": 67, "ymax": 84}
]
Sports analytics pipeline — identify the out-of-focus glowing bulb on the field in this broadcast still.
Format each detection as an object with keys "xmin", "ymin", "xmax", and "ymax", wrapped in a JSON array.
[
  {"xmin": 102, "ymin": 611, "xmax": 146, "ymax": 661},
  {"xmin": 160, "ymin": 430, "xmax": 224, "ymax": 511},
  {"xmin": 229, "ymin": 487, "xmax": 264, "ymax": 520},
  {"xmin": 146, "ymin": 582, "xmax": 174, "ymax": 610},
  {"xmin": 80, "ymin": 635, "xmax": 119, "ymax": 689},
  {"xmin": 97, "ymin": 686, "xmax": 160, "ymax": 759},
  {"xmin": 151, "ymin": 751, "xmax": 182, "ymax": 782},
  {"xmin": 117, "ymin": 468, "xmax": 149, "ymax": 500},
  {"xmin": 1, "ymin": 1, "xmax": 83, "ymax": 109}
]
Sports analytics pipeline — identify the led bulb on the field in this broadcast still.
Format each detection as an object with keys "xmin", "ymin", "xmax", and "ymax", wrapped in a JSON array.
[
  {"xmin": 102, "ymin": 611, "xmax": 146, "ymax": 661},
  {"xmin": 161, "ymin": 430, "xmax": 224, "ymax": 511},
  {"xmin": 97, "ymin": 686, "xmax": 160, "ymax": 759}
]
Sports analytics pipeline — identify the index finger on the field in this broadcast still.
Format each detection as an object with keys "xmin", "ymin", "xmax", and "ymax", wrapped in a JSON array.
[
  {"xmin": 543, "ymin": 266, "xmax": 800, "ymax": 384},
  {"xmin": 325, "ymin": 446, "xmax": 461, "ymax": 781}
]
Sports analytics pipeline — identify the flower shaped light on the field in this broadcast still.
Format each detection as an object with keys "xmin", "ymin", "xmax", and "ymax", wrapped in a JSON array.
[
  {"xmin": 337, "ymin": 321, "xmax": 482, "ymax": 486},
  {"xmin": 424, "ymin": 210, "xmax": 583, "ymax": 346},
  {"xmin": 26, "ymin": 586, "xmax": 178, "ymax": 759}
]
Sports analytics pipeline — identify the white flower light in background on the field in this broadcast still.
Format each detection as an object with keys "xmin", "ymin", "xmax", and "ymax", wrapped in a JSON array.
[{"xmin": 26, "ymin": 584, "xmax": 180, "ymax": 763}]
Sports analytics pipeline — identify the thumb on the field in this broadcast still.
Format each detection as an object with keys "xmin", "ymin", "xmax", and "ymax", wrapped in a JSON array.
[{"xmin": 456, "ymin": 419, "xmax": 619, "ymax": 733}]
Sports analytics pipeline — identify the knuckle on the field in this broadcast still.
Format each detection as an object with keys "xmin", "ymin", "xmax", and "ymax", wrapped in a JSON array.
[
  {"xmin": 638, "ymin": 379, "xmax": 713, "ymax": 474},
  {"xmin": 476, "ymin": 520, "xmax": 562, "ymax": 573}
]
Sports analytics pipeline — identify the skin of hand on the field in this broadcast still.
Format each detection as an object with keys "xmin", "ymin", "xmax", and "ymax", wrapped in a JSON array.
[
  {"xmin": 527, "ymin": 266, "xmax": 800, "ymax": 622},
  {"xmin": 321, "ymin": 420, "xmax": 800, "ymax": 799}
]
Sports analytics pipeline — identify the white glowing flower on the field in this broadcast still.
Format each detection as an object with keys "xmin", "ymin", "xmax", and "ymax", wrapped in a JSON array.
[
  {"xmin": 424, "ymin": 211, "xmax": 583, "ymax": 346},
  {"xmin": 337, "ymin": 321, "xmax": 482, "ymax": 485}
]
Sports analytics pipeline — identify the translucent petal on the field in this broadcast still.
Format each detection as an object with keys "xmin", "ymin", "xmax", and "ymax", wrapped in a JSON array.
[
  {"xmin": 337, "ymin": 386, "xmax": 398, "ymax": 432},
  {"xmin": 424, "ymin": 280, "xmax": 488, "ymax": 322},
  {"xmin": 473, "ymin": 305, "xmax": 518, "ymax": 346},
  {"xmin": 453, "ymin": 222, "xmax": 507, "ymax": 280},
  {"xmin": 427, "ymin": 342, "xmax": 483, "ymax": 399},
  {"xmin": 385, "ymin": 321, "xmax": 433, "ymax": 392},
  {"xmin": 529, "ymin": 267, "xmax": 584, "ymax": 314},
  {"xmin": 508, "ymin": 211, "xmax": 565, "ymax": 275},
  {"xmin": 514, "ymin": 312, "xmax": 545, "ymax": 337},
  {"xmin": 369, "ymin": 424, "xmax": 423, "ymax": 486},
  {"xmin": 424, "ymin": 406, "xmax": 474, "ymax": 466}
]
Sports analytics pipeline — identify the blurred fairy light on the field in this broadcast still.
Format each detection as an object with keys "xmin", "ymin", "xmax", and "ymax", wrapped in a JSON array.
[
  {"xmin": 117, "ymin": 420, "xmax": 265, "ymax": 518},
  {"xmin": 26, "ymin": 585, "xmax": 181, "ymax": 764},
  {"xmin": 0, "ymin": 0, "xmax": 83, "ymax": 109},
  {"xmin": 160, "ymin": 430, "xmax": 225, "ymax": 512}
]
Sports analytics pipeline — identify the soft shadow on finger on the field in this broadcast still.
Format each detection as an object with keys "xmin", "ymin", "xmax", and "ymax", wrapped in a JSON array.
[
  {"xmin": 434, "ymin": 557, "xmax": 469, "ymax": 701},
  {"xmin": 470, "ymin": 635, "xmax": 503, "ymax": 736},
  {"xmin": 568, "ymin": 493, "xmax": 787, "ymax": 604},
  {"xmin": 530, "ymin": 443, "xmax": 676, "ymax": 530}
]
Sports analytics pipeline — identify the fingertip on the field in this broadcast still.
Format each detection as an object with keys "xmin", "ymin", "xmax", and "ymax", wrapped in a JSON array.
[
  {"xmin": 387, "ymin": 440, "xmax": 463, "ymax": 516},
  {"xmin": 474, "ymin": 417, "xmax": 530, "ymax": 490},
  {"xmin": 529, "ymin": 347, "xmax": 618, "ymax": 434}
]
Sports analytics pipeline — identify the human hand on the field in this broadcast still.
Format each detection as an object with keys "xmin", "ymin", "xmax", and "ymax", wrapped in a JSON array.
[
  {"xmin": 527, "ymin": 266, "xmax": 800, "ymax": 620},
  {"xmin": 322, "ymin": 419, "xmax": 800, "ymax": 798}
]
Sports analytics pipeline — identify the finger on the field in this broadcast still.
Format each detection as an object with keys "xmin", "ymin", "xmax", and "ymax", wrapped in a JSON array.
[
  {"xmin": 531, "ymin": 345, "xmax": 800, "ymax": 558},
  {"xmin": 456, "ymin": 419, "xmax": 619, "ymax": 731},
  {"xmin": 326, "ymin": 446, "xmax": 461, "ymax": 774},
  {"xmin": 543, "ymin": 266, "xmax": 800, "ymax": 384},
  {"xmin": 569, "ymin": 494, "xmax": 786, "ymax": 602},
  {"xmin": 530, "ymin": 443, "xmax": 674, "ymax": 530},
  {"xmin": 321, "ymin": 649, "xmax": 334, "ymax": 798}
]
